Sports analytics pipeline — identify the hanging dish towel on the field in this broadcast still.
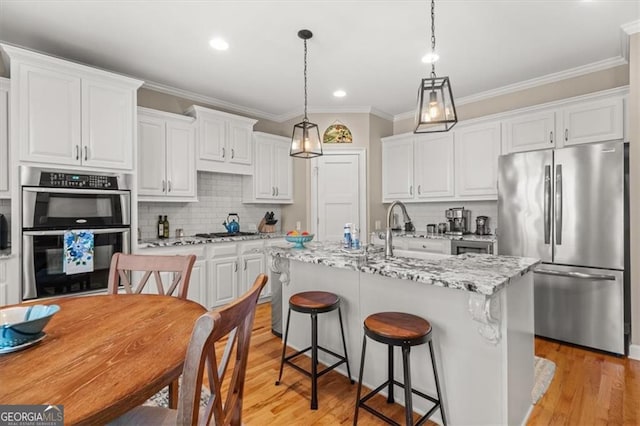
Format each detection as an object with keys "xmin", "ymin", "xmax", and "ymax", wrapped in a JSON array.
[{"xmin": 63, "ymin": 230, "xmax": 94, "ymax": 275}]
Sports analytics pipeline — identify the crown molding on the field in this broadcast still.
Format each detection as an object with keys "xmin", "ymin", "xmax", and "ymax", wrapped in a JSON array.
[
  {"xmin": 275, "ymin": 105, "xmax": 394, "ymax": 123},
  {"xmin": 142, "ymin": 80, "xmax": 281, "ymax": 122},
  {"xmin": 393, "ymin": 55, "xmax": 628, "ymax": 122}
]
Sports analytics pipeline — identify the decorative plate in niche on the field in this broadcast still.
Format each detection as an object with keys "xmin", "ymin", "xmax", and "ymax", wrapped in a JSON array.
[{"xmin": 323, "ymin": 122, "xmax": 353, "ymax": 144}]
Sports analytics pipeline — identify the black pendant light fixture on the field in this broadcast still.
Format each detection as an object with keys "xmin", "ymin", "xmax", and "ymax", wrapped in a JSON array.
[
  {"xmin": 290, "ymin": 29, "xmax": 323, "ymax": 158},
  {"xmin": 415, "ymin": 0, "xmax": 457, "ymax": 133}
]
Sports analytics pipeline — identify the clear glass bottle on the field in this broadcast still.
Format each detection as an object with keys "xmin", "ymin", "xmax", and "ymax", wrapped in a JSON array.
[
  {"xmin": 163, "ymin": 215, "xmax": 170, "ymax": 239},
  {"xmin": 157, "ymin": 215, "xmax": 164, "ymax": 239}
]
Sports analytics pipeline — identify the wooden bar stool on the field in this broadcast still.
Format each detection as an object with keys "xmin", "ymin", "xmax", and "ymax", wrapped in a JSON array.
[
  {"xmin": 276, "ymin": 291, "xmax": 354, "ymax": 409},
  {"xmin": 354, "ymin": 312, "xmax": 446, "ymax": 426}
]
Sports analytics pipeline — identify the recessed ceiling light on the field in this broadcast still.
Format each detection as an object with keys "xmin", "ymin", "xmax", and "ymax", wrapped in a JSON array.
[
  {"xmin": 333, "ymin": 90, "xmax": 346, "ymax": 98},
  {"xmin": 209, "ymin": 38, "xmax": 229, "ymax": 51},
  {"xmin": 422, "ymin": 52, "xmax": 439, "ymax": 64}
]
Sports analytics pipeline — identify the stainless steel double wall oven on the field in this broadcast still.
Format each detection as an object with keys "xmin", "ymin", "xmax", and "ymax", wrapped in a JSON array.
[{"xmin": 21, "ymin": 167, "xmax": 131, "ymax": 300}]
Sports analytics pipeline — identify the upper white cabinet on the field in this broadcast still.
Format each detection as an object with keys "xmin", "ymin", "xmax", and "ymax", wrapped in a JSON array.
[
  {"xmin": 454, "ymin": 121, "xmax": 501, "ymax": 198},
  {"xmin": 1, "ymin": 44, "xmax": 142, "ymax": 170},
  {"xmin": 185, "ymin": 105, "xmax": 257, "ymax": 175},
  {"xmin": 503, "ymin": 93, "xmax": 624, "ymax": 153},
  {"xmin": 382, "ymin": 135, "xmax": 414, "ymax": 200},
  {"xmin": 242, "ymin": 132, "xmax": 293, "ymax": 204},
  {"xmin": 0, "ymin": 78, "xmax": 9, "ymax": 198},
  {"xmin": 137, "ymin": 107, "xmax": 196, "ymax": 202}
]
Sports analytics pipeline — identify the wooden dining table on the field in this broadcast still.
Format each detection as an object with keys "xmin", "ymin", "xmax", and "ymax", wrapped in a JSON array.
[{"xmin": 0, "ymin": 294, "xmax": 206, "ymax": 425}]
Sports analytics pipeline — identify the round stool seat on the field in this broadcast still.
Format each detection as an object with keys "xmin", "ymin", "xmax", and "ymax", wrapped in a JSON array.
[
  {"xmin": 364, "ymin": 312, "xmax": 432, "ymax": 346},
  {"xmin": 289, "ymin": 291, "xmax": 340, "ymax": 314}
]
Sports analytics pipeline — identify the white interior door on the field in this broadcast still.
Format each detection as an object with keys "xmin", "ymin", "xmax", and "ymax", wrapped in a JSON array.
[{"xmin": 315, "ymin": 153, "xmax": 361, "ymax": 242}]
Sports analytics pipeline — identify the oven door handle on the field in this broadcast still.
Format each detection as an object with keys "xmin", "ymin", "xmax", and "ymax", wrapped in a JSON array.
[
  {"xmin": 21, "ymin": 187, "xmax": 131, "ymax": 196},
  {"xmin": 22, "ymin": 228, "xmax": 131, "ymax": 236}
]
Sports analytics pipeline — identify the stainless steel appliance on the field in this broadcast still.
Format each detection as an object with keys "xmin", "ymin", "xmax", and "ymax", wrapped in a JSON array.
[
  {"xmin": 0, "ymin": 213, "xmax": 7, "ymax": 249},
  {"xmin": 452, "ymin": 239, "xmax": 494, "ymax": 254},
  {"xmin": 445, "ymin": 207, "xmax": 471, "ymax": 235},
  {"xmin": 21, "ymin": 167, "xmax": 131, "ymax": 300},
  {"xmin": 498, "ymin": 141, "xmax": 629, "ymax": 355},
  {"xmin": 475, "ymin": 216, "xmax": 490, "ymax": 235}
]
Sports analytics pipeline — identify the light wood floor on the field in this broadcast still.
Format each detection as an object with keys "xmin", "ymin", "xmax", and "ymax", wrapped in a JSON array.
[{"xmin": 237, "ymin": 302, "xmax": 640, "ymax": 425}]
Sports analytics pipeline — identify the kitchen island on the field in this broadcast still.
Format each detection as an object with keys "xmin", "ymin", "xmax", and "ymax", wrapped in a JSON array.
[{"xmin": 267, "ymin": 242, "xmax": 539, "ymax": 425}]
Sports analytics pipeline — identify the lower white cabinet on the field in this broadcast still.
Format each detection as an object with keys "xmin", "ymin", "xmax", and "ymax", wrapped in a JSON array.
[
  {"xmin": 0, "ymin": 78, "xmax": 9, "ymax": 197},
  {"xmin": 208, "ymin": 256, "xmax": 238, "ymax": 308},
  {"xmin": 0, "ymin": 259, "xmax": 8, "ymax": 307},
  {"xmin": 405, "ymin": 238, "xmax": 451, "ymax": 254}
]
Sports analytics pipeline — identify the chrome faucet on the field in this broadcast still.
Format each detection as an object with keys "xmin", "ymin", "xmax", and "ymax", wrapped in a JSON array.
[{"xmin": 385, "ymin": 200, "xmax": 413, "ymax": 257}]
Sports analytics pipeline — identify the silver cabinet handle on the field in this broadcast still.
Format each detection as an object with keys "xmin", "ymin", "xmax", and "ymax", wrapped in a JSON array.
[
  {"xmin": 275, "ymin": 187, "xmax": 279, "ymax": 196},
  {"xmin": 555, "ymin": 164, "xmax": 562, "ymax": 245},
  {"xmin": 168, "ymin": 181, "xmax": 172, "ymax": 193},
  {"xmin": 162, "ymin": 180, "xmax": 166, "ymax": 193},
  {"xmin": 222, "ymin": 147, "xmax": 226, "ymax": 158},
  {"xmin": 549, "ymin": 131, "xmax": 553, "ymax": 143},
  {"xmin": 234, "ymin": 262, "xmax": 237, "ymax": 272},
  {"xmin": 84, "ymin": 146, "xmax": 88, "ymax": 161},
  {"xmin": 75, "ymin": 145, "xmax": 80, "ymax": 161},
  {"xmin": 231, "ymin": 148, "xmax": 235, "ymax": 159},
  {"xmin": 417, "ymin": 185, "xmax": 421, "ymax": 195},
  {"xmin": 534, "ymin": 268, "xmax": 616, "ymax": 281},
  {"xmin": 244, "ymin": 260, "xmax": 247, "ymax": 270},
  {"xmin": 543, "ymin": 165, "xmax": 551, "ymax": 244},
  {"xmin": 564, "ymin": 129, "xmax": 568, "ymax": 141},
  {"xmin": 272, "ymin": 187, "xmax": 275, "ymax": 196},
  {"xmin": 409, "ymin": 185, "xmax": 413, "ymax": 196}
]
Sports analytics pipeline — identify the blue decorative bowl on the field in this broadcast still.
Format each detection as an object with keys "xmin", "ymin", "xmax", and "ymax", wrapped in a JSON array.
[
  {"xmin": 0, "ymin": 305, "xmax": 60, "ymax": 348},
  {"xmin": 285, "ymin": 234, "xmax": 314, "ymax": 249}
]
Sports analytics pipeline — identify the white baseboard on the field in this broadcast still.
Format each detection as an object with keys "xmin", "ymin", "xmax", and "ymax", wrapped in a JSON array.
[{"xmin": 629, "ymin": 344, "xmax": 640, "ymax": 361}]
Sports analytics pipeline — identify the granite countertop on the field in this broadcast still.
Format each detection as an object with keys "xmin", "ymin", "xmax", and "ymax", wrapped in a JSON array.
[
  {"xmin": 389, "ymin": 231, "xmax": 497, "ymax": 242},
  {"xmin": 138, "ymin": 232, "xmax": 285, "ymax": 248},
  {"xmin": 267, "ymin": 242, "xmax": 539, "ymax": 296}
]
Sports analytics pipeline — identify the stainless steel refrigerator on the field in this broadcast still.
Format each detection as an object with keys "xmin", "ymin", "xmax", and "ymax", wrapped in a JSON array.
[{"xmin": 498, "ymin": 140, "xmax": 629, "ymax": 355}]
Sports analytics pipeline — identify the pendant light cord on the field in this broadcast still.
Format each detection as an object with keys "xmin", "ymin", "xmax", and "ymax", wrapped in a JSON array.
[
  {"xmin": 430, "ymin": 0, "xmax": 437, "ymax": 79},
  {"xmin": 303, "ymin": 39, "xmax": 309, "ymax": 121}
]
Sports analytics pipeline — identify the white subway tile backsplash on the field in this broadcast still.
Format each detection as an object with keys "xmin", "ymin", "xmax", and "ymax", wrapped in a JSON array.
[
  {"xmin": 138, "ymin": 172, "xmax": 282, "ymax": 239},
  {"xmin": 401, "ymin": 201, "xmax": 498, "ymax": 235}
]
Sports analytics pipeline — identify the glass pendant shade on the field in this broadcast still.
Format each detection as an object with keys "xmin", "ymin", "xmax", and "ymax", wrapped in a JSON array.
[
  {"xmin": 415, "ymin": 75, "xmax": 457, "ymax": 133},
  {"xmin": 290, "ymin": 119, "xmax": 322, "ymax": 158}
]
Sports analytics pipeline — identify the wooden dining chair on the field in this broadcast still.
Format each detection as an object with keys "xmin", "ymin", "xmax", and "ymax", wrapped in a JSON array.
[
  {"xmin": 108, "ymin": 273, "xmax": 269, "ymax": 426},
  {"xmin": 107, "ymin": 253, "xmax": 197, "ymax": 299}
]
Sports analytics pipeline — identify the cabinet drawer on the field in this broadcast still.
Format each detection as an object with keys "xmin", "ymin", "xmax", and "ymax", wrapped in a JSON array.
[
  {"xmin": 406, "ymin": 239, "xmax": 451, "ymax": 254},
  {"xmin": 208, "ymin": 243, "xmax": 238, "ymax": 258},
  {"xmin": 240, "ymin": 240, "xmax": 264, "ymax": 254},
  {"xmin": 138, "ymin": 245, "xmax": 206, "ymax": 259}
]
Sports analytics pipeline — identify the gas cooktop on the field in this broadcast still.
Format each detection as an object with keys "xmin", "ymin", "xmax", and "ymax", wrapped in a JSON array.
[{"xmin": 194, "ymin": 231, "xmax": 258, "ymax": 238}]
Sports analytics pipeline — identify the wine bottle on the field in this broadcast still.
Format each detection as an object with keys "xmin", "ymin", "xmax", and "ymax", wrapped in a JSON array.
[
  {"xmin": 157, "ymin": 215, "xmax": 164, "ymax": 239},
  {"xmin": 163, "ymin": 215, "xmax": 170, "ymax": 239}
]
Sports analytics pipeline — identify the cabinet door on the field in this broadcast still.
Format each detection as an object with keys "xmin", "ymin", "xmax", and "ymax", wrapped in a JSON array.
[
  {"xmin": 273, "ymin": 140, "xmax": 293, "ymax": 201},
  {"xmin": 0, "ymin": 261, "xmax": 7, "ymax": 307},
  {"xmin": 414, "ymin": 133, "xmax": 454, "ymax": 199},
  {"xmin": 455, "ymin": 122, "xmax": 501, "ymax": 198},
  {"xmin": 186, "ymin": 260, "xmax": 206, "ymax": 307},
  {"xmin": 199, "ymin": 114, "xmax": 226, "ymax": 162},
  {"xmin": 82, "ymin": 79, "xmax": 134, "ymax": 169},
  {"xmin": 208, "ymin": 257, "xmax": 238, "ymax": 308},
  {"xmin": 240, "ymin": 253, "xmax": 266, "ymax": 296},
  {"xmin": 382, "ymin": 137, "xmax": 414, "ymax": 201},
  {"xmin": 254, "ymin": 140, "xmax": 275, "ymax": 199},
  {"xmin": 18, "ymin": 63, "xmax": 81, "ymax": 165},
  {"xmin": 561, "ymin": 97, "xmax": 623, "ymax": 146},
  {"xmin": 0, "ymin": 84, "xmax": 8, "ymax": 195},
  {"xmin": 228, "ymin": 121, "xmax": 252, "ymax": 165},
  {"xmin": 166, "ymin": 119, "xmax": 196, "ymax": 198},
  {"xmin": 137, "ymin": 115, "xmax": 167, "ymax": 197},
  {"xmin": 503, "ymin": 110, "xmax": 555, "ymax": 153}
]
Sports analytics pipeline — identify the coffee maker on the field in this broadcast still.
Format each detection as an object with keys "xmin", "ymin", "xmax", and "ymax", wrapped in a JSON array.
[{"xmin": 445, "ymin": 207, "xmax": 471, "ymax": 235}]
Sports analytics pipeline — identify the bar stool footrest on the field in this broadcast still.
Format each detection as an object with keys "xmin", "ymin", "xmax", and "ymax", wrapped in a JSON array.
[{"xmin": 283, "ymin": 345, "xmax": 350, "ymax": 379}]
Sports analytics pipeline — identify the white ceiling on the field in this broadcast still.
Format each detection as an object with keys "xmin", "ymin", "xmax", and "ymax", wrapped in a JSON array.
[{"xmin": 0, "ymin": 0, "xmax": 638, "ymax": 122}]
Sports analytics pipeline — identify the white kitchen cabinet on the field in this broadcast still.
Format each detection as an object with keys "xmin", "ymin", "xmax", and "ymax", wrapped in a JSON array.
[
  {"xmin": 0, "ymin": 78, "xmax": 9, "ymax": 198},
  {"xmin": 242, "ymin": 132, "xmax": 293, "ymax": 203},
  {"xmin": 239, "ymin": 240, "xmax": 270, "ymax": 298},
  {"xmin": 503, "ymin": 93, "xmax": 624, "ymax": 153},
  {"xmin": 1, "ymin": 44, "xmax": 142, "ymax": 171},
  {"xmin": 186, "ymin": 105, "xmax": 257, "ymax": 175},
  {"xmin": 405, "ymin": 238, "xmax": 451, "ymax": 254},
  {"xmin": 382, "ymin": 132, "xmax": 454, "ymax": 202},
  {"xmin": 454, "ymin": 121, "xmax": 501, "ymax": 198},
  {"xmin": 0, "ymin": 259, "xmax": 7, "ymax": 307},
  {"xmin": 138, "ymin": 108, "xmax": 196, "ymax": 201},
  {"xmin": 207, "ymin": 243, "xmax": 239, "ymax": 308}
]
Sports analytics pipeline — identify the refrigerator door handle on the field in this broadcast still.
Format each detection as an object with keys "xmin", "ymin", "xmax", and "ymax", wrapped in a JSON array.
[
  {"xmin": 534, "ymin": 268, "xmax": 616, "ymax": 281},
  {"xmin": 544, "ymin": 165, "xmax": 551, "ymax": 244},
  {"xmin": 555, "ymin": 164, "xmax": 562, "ymax": 245}
]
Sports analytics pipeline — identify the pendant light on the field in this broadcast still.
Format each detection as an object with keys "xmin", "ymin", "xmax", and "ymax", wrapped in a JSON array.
[
  {"xmin": 415, "ymin": 0, "xmax": 457, "ymax": 133},
  {"xmin": 290, "ymin": 29, "xmax": 323, "ymax": 158}
]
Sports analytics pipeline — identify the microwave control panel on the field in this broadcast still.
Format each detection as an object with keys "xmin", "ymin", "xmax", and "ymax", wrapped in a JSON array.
[{"xmin": 39, "ymin": 172, "xmax": 118, "ymax": 189}]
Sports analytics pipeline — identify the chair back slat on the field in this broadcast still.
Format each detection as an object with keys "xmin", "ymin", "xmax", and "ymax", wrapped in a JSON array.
[
  {"xmin": 107, "ymin": 253, "xmax": 196, "ymax": 299},
  {"xmin": 177, "ymin": 274, "xmax": 268, "ymax": 426}
]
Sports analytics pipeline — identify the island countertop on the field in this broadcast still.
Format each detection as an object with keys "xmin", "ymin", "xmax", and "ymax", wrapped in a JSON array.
[{"xmin": 267, "ymin": 241, "xmax": 539, "ymax": 296}]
